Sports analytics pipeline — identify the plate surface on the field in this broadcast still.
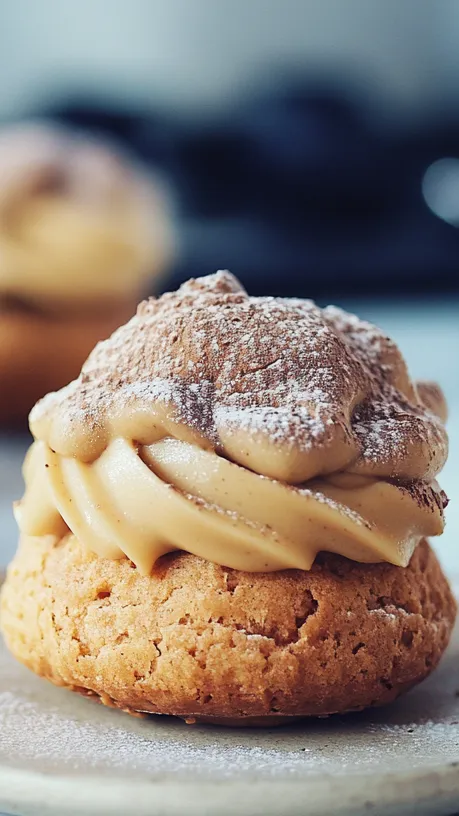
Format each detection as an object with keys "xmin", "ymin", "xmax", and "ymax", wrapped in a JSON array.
[{"xmin": 0, "ymin": 586, "xmax": 458, "ymax": 816}]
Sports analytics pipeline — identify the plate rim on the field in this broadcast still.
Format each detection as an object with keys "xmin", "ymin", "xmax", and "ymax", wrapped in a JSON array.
[{"xmin": 1, "ymin": 757, "xmax": 459, "ymax": 816}]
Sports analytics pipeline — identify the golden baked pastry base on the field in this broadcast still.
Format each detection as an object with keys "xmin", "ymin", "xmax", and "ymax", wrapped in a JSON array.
[
  {"xmin": 2, "ymin": 536, "xmax": 455, "ymax": 723},
  {"xmin": 0, "ymin": 575, "xmax": 457, "ymax": 816}
]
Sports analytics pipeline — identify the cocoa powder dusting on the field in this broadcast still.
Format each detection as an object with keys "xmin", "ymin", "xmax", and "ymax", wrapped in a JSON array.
[{"xmin": 30, "ymin": 272, "xmax": 448, "ymax": 509}]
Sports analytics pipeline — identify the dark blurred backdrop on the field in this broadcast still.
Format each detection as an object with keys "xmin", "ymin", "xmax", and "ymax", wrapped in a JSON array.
[{"xmin": 2, "ymin": 0, "xmax": 459, "ymax": 299}]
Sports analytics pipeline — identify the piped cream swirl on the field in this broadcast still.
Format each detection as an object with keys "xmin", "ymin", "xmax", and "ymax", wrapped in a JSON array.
[
  {"xmin": 17, "ymin": 435, "xmax": 446, "ymax": 574},
  {"xmin": 18, "ymin": 272, "xmax": 449, "ymax": 573}
]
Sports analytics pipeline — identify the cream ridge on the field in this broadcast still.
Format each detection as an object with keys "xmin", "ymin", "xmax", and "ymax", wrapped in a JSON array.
[
  {"xmin": 16, "ymin": 432, "xmax": 445, "ymax": 574},
  {"xmin": 17, "ymin": 272, "xmax": 449, "ymax": 574}
]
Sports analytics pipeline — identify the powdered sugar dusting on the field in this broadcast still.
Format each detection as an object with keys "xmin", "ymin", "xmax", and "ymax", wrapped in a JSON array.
[{"xmin": 214, "ymin": 405, "xmax": 333, "ymax": 451}]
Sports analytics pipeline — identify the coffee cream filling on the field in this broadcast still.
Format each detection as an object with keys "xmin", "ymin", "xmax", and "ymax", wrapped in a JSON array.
[{"xmin": 16, "ymin": 435, "xmax": 444, "ymax": 574}]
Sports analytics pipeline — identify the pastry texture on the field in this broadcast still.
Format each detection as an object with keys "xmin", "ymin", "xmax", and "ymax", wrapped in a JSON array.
[{"xmin": 1, "ymin": 536, "xmax": 455, "ymax": 723}]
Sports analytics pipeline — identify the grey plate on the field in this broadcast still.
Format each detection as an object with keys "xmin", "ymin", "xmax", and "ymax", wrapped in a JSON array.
[{"xmin": 0, "ymin": 580, "xmax": 458, "ymax": 816}]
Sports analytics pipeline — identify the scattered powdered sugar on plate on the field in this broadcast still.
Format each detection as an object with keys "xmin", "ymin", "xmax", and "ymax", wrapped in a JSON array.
[{"xmin": 0, "ymin": 623, "xmax": 457, "ymax": 783}]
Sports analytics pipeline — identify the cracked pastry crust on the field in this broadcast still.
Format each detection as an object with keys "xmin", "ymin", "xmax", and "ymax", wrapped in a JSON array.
[{"xmin": 1, "ymin": 535, "xmax": 455, "ymax": 723}]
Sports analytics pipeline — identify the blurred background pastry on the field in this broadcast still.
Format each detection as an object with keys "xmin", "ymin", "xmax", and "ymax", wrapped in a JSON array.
[{"xmin": 0, "ymin": 124, "xmax": 173, "ymax": 426}]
